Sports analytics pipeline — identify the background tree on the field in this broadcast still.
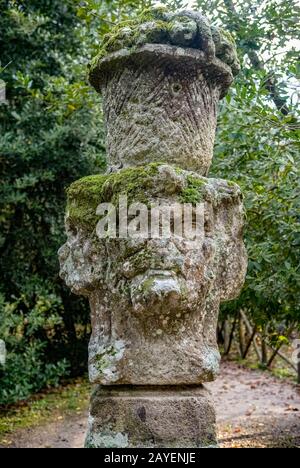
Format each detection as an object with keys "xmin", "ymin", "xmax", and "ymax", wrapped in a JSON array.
[
  {"xmin": 192, "ymin": 0, "xmax": 300, "ymax": 371},
  {"xmin": 0, "ymin": 0, "xmax": 299, "ymax": 404},
  {"xmin": 0, "ymin": 0, "xmax": 106, "ymax": 404}
]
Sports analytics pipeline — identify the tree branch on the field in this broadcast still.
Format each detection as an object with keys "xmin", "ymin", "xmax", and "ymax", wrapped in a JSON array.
[
  {"xmin": 240, "ymin": 310, "xmax": 262, "ymax": 361},
  {"xmin": 240, "ymin": 311, "xmax": 298, "ymax": 372},
  {"xmin": 223, "ymin": 0, "xmax": 290, "ymax": 116}
]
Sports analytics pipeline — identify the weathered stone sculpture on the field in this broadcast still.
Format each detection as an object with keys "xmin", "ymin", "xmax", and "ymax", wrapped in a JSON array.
[
  {"xmin": 89, "ymin": 8, "xmax": 240, "ymax": 175},
  {"xmin": 59, "ymin": 7, "xmax": 247, "ymax": 448}
]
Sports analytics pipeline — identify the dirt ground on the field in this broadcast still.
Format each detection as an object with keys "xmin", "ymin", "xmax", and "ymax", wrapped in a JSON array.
[
  {"xmin": 3, "ymin": 361, "xmax": 300, "ymax": 448},
  {"xmin": 209, "ymin": 361, "xmax": 300, "ymax": 448}
]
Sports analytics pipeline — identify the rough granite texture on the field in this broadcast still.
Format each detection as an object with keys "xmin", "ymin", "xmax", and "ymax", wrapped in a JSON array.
[
  {"xmin": 59, "ymin": 7, "xmax": 247, "ymax": 448},
  {"xmin": 85, "ymin": 385, "xmax": 217, "ymax": 448},
  {"xmin": 89, "ymin": 8, "xmax": 240, "ymax": 174},
  {"xmin": 59, "ymin": 164, "xmax": 247, "ymax": 385}
]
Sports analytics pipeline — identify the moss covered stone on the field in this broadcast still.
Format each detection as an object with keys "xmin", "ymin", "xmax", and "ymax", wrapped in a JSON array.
[
  {"xmin": 67, "ymin": 164, "xmax": 205, "ymax": 233},
  {"xmin": 211, "ymin": 26, "xmax": 240, "ymax": 75},
  {"xmin": 89, "ymin": 7, "xmax": 240, "ymax": 82},
  {"xmin": 180, "ymin": 175, "xmax": 207, "ymax": 204},
  {"xmin": 66, "ymin": 163, "xmax": 162, "ymax": 231},
  {"xmin": 89, "ymin": 8, "xmax": 174, "ymax": 66},
  {"xmin": 66, "ymin": 164, "xmax": 242, "ymax": 234}
]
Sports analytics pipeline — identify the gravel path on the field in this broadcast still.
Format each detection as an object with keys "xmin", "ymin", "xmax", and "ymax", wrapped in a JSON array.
[{"xmin": 4, "ymin": 361, "xmax": 300, "ymax": 448}]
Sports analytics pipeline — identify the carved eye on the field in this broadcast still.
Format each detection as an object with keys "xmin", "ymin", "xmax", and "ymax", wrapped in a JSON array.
[{"xmin": 171, "ymin": 83, "xmax": 182, "ymax": 95}]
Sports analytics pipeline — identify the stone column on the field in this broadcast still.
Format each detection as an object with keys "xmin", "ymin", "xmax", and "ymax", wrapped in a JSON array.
[{"xmin": 59, "ymin": 7, "xmax": 247, "ymax": 448}]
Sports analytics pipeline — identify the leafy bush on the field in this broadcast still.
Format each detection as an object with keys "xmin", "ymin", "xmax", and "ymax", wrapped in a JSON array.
[
  {"xmin": 0, "ymin": 342, "xmax": 69, "ymax": 406},
  {"xmin": 0, "ymin": 0, "xmax": 105, "ymax": 404}
]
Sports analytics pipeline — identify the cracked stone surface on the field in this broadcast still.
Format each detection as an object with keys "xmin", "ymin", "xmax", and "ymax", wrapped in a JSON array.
[
  {"xmin": 59, "ymin": 7, "xmax": 247, "ymax": 448},
  {"xmin": 89, "ymin": 8, "xmax": 240, "ymax": 174},
  {"xmin": 59, "ymin": 164, "xmax": 247, "ymax": 386}
]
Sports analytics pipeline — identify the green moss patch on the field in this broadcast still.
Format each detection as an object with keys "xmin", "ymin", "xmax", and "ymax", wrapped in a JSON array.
[
  {"xmin": 66, "ymin": 165, "xmax": 242, "ymax": 234},
  {"xmin": 89, "ymin": 7, "xmax": 174, "ymax": 69},
  {"xmin": 66, "ymin": 163, "xmax": 162, "ymax": 232},
  {"xmin": 179, "ymin": 175, "xmax": 207, "ymax": 204},
  {"xmin": 66, "ymin": 164, "xmax": 217, "ymax": 233}
]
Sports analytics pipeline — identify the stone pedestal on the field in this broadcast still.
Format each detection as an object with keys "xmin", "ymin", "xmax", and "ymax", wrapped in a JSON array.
[
  {"xmin": 86, "ymin": 385, "xmax": 216, "ymax": 448},
  {"xmin": 59, "ymin": 7, "xmax": 247, "ymax": 448}
]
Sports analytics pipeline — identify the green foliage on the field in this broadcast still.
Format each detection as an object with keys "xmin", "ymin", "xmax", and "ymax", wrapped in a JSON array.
[
  {"xmin": 0, "ymin": 342, "xmax": 69, "ymax": 406},
  {"xmin": 0, "ymin": 0, "xmax": 105, "ymax": 404},
  {"xmin": 194, "ymin": 0, "xmax": 300, "ymax": 337},
  {"xmin": 0, "ymin": 0, "xmax": 299, "ymax": 404}
]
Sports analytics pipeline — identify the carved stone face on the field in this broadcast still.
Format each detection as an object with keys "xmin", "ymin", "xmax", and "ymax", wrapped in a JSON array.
[
  {"xmin": 58, "ymin": 166, "xmax": 247, "ymax": 385},
  {"xmin": 124, "ymin": 236, "xmax": 216, "ymax": 320},
  {"xmin": 59, "ymin": 224, "xmax": 216, "ymax": 316},
  {"xmin": 59, "ymin": 184, "xmax": 245, "ymax": 308}
]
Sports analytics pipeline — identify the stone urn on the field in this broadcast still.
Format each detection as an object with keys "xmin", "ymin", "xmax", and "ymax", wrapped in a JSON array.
[{"xmin": 89, "ymin": 8, "xmax": 240, "ymax": 175}]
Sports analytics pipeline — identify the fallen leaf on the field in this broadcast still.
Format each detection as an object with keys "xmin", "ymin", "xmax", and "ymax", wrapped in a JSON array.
[{"xmin": 234, "ymin": 427, "xmax": 241, "ymax": 433}]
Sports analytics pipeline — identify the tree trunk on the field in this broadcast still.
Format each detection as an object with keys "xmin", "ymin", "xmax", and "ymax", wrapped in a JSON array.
[
  {"xmin": 267, "ymin": 344, "xmax": 282, "ymax": 368},
  {"xmin": 261, "ymin": 335, "xmax": 268, "ymax": 366},
  {"xmin": 223, "ymin": 320, "xmax": 230, "ymax": 354},
  {"xmin": 239, "ymin": 311, "xmax": 246, "ymax": 358},
  {"xmin": 242, "ymin": 325, "xmax": 257, "ymax": 359}
]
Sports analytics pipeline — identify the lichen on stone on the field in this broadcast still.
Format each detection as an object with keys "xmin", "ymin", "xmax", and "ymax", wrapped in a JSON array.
[
  {"xmin": 85, "ymin": 431, "xmax": 129, "ymax": 449},
  {"xmin": 89, "ymin": 6, "xmax": 240, "ymax": 82},
  {"xmin": 211, "ymin": 26, "xmax": 240, "ymax": 75}
]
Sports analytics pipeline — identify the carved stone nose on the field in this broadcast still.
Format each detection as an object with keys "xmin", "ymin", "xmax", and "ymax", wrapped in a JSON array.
[
  {"xmin": 148, "ymin": 276, "xmax": 180, "ymax": 297},
  {"xmin": 131, "ymin": 273, "xmax": 182, "ymax": 314}
]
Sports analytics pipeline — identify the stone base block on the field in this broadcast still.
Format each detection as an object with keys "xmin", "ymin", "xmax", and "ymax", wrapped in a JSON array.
[{"xmin": 85, "ymin": 385, "xmax": 217, "ymax": 448}]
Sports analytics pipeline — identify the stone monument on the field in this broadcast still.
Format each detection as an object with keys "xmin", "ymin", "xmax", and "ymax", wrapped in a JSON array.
[{"xmin": 59, "ymin": 7, "xmax": 247, "ymax": 448}]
